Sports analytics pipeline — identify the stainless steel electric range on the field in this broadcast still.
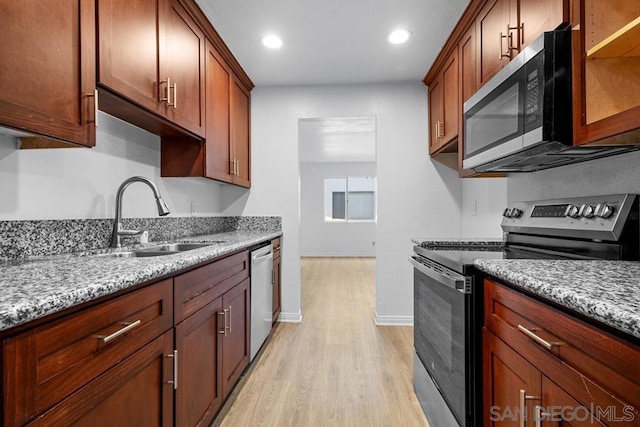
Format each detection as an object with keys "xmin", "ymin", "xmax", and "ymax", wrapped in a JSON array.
[{"xmin": 410, "ymin": 194, "xmax": 639, "ymax": 427}]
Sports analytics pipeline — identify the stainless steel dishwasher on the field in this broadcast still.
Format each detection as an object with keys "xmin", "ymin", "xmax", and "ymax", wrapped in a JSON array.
[{"xmin": 250, "ymin": 243, "xmax": 273, "ymax": 361}]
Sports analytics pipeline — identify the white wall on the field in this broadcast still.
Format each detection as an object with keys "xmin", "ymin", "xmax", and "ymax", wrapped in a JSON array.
[
  {"xmin": 220, "ymin": 82, "xmax": 463, "ymax": 324},
  {"xmin": 461, "ymin": 178, "xmax": 507, "ymax": 238},
  {"xmin": 300, "ymin": 162, "xmax": 376, "ymax": 257},
  {"xmin": 0, "ymin": 112, "xmax": 223, "ymax": 220},
  {"xmin": 507, "ymin": 151, "xmax": 640, "ymax": 202}
]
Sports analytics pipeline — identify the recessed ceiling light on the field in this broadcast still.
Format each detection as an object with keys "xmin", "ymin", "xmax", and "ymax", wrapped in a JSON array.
[
  {"xmin": 262, "ymin": 34, "xmax": 283, "ymax": 49},
  {"xmin": 388, "ymin": 29, "xmax": 412, "ymax": 44}
]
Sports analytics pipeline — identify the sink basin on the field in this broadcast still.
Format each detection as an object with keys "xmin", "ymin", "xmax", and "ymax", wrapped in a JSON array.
[{"xmin": 94, "ymin": 242, "xmax": 219, "ymax": 258}]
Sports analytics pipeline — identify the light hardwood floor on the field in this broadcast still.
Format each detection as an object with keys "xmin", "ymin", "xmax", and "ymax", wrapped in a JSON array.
[{"xmin": 213, "ymin": 257, "xmax": 428, "ymax": 427}]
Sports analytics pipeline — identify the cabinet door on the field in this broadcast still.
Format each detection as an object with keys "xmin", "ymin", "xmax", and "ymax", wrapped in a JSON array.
[
  {"xmin": 458, "ymin": 25, "xmax": 476, "ymax": 176},
  {"xmin": 231, "ymin": 78, "xmax": 251, "ymax": 187},
  {"xmin": 221, "ymin": 278, "xmax": 250, "ymax": 395},
  {"xmin": 441, "ymin": 51, "xmax": 459, "ymax": 146},
  {"xmin": 97, "ymin": 0, "xmax": 161, "ymax": 115},
  {"xmin": 484, "ymin": 328, "xmax": 541, "ymax": 427},
  {"xmin": 175, "ymin": 296, "xmax": 224, "ymax": 427},
  {"xmin": 26, "ymin": 331, "xmax": 174, "ymax": 427},
  {"xmin": 538, "ymin": 376, "xmax": 607, "ymax": 427},
  {"xmin": 518, "ymin": 0, "xmax": 567, "ymax": 49},
  {"xmin": 428, "ymin": 75, "xmax": 444, "ymax": 154},
  {"xmin": 162, "ymin": 0, "xmax": 205, "ymax": 137},
  {"xmin": 477, "ymin": 0, "xmax": 512, "ymax": 88},
  {"xmin": 205, "ymin": 40, "xmax": 233, "ymax": 183},
  {"xmin": 272, "ymin": 246, "xmax": 281, "ymax": 323},
  {"xmin": 0, "ymin": 0, "xmax": 96, "ymax": 146}
]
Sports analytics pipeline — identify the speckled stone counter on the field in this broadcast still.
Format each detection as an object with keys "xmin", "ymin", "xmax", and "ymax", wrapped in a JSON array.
[
  {"xmin": 475, "ymin": 259, "xmax": 640, "ymax": 340},
  {"xmin": 411, "ymin": 237, "xmax": 504, "ymax": 248},
  {"xmin": 0, "ymin": 230, "xmax": 282, "ymax": 332}
]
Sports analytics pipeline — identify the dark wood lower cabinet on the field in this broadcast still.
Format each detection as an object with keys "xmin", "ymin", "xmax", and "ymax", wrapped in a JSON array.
[
  {"xmin": 272, "ymin": 237, "xmax": 282, "ymax": 323},
  {"xmin": 2, "ymin": 246, "xmax": 270, "ymax": 426},
  {"xmin": 484, "ymin": 279, "xmax": 640, "ymax": 426},
  {"xmin": 175, "ymin": 296, "xmax": 224, "ymax": 426},
  {"xmin": 27, "ymin": 331, "xmax": 174, "ymax": 427},
  {"xmin": 221, "ymin": 278, "xmax": 250, "ymax": 396}
]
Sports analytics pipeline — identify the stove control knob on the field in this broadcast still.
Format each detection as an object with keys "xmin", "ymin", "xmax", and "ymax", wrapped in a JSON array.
[
  {"xmin": 511, "ymin": 208, "xmax": 523, "ymax": 218},
  {"xmin": 503, "ymin": 208, "xmax": 512, "ymax": 218},
  {"xmin": 595, "ymin": 203, "xmax": 614, "ymax": 219},
  {"xmin": 579, "ymin": 204, "xmax": 595, "ymax": 218},
  {"xmin": 565, "ymin": 205, "xmax": 580, "ymax": 218}
]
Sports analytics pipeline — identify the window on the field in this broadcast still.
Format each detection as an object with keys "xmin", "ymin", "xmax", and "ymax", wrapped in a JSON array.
[{"xmin": 324, "ymin": 177, "xmax": 376, "ymax": 222}]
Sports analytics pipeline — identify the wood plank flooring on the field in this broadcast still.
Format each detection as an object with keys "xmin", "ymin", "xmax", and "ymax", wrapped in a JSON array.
[{"xmin": 213, "ymin": 257, "xmax": 428, "ymax": 426}]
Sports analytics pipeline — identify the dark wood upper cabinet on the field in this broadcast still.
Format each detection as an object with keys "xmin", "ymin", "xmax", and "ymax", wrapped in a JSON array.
[
  {"xmin": 477, "ymin": 0, "xmax": 567, "ymax": 89},
  {"xmin": 97, "ymin": 0, "xmax": 161, "ymax": 115},
  {"xmin": 476, "ymin": 0, "xmax": 513, "ymax": 88},
  {"xmin": 161, "ymin": 39, "xmax": 252, "ymax": 188},
  {"xmin": 231, "ymin": 79, "xmax": 251, "ymax": 188},
  {"xmin": 162, "ymin": 0, "xmax": 206, "ymax": 137},
  {"xmin": 205, "ymin": 43, "xmax": 233, "ymax": 183},
  {"xmin": 573, "ymin": 0, "xmax": 640, "ymax": 146},
  {"xmin": 0, "ymin": 0, "xmax": 96, "ymax": 147},
  {"xmin": 98, "ymin": 0, "xmax": 205, "ymax": 138}
]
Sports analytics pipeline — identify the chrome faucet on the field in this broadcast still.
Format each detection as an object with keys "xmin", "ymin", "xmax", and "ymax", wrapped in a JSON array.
[{"xmin": 110, "ymin": 176, "xmax": 170, "ymax": 248}]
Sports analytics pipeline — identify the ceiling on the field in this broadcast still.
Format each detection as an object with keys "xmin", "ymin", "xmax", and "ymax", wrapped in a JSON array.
[
  {"xmin": 299, "ymin": 117, "xmax": 376, "ymax": 163},
  {"xmin": 196, "ymin": 0, "xmax": 470, "ymax": 86}
]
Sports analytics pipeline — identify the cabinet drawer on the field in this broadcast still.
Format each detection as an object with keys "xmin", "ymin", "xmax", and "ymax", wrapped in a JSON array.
[
  {"xmin": 3, "ymin": 279, "xmax": 173, "ymax": 426},
  {"xmin": 174, "ymin": 250, "xmax": 249, "ymax": 323},
  {"xmin": 484, "ymin": 279, "xmax": 640, "ymax": 421}
]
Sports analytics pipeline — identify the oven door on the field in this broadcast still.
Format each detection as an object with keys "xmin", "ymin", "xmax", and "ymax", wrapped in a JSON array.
[{"xmin": 410, "ymin": 255, "xmax": 470, "ymax": 426}]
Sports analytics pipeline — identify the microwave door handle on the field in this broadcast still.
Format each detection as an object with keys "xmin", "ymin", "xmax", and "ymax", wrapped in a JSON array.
[{"xmin": 409, "ymin": 256, "xmax": 468, "ymax": 293}]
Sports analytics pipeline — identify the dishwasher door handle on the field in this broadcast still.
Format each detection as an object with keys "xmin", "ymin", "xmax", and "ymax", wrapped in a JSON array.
[
  {"xmin": 252, "ymin": 252, "xmax": 273, "ymax": 263},
  {"xmin": 408, "ymin": 256, "xmax": 470, "ymax": 293}
]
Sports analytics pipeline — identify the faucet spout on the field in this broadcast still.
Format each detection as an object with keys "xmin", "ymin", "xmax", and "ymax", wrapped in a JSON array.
[{"xmin": 111, "ymin": 176, "xmax": 170, "ymax": 248}]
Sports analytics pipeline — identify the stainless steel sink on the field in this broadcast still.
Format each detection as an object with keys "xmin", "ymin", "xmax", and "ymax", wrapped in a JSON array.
[{"xmin": 95, "ymin": 242, "xmax": 221, "ymax": 258}]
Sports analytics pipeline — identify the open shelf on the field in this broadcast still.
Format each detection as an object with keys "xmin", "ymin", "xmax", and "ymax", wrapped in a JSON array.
[{"xmin": 587, "ymin": 16, "xmax": 640, "ymax": 59}]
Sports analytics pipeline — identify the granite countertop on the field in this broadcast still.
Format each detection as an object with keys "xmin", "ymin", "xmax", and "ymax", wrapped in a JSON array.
[
  {"xmin": 0, "ymin": 230, "xmax": 282, "ymax": 332},
  {"xmin": 411, "ymin": 237, "xmax": 504, "ymax": 248},
  {"xmin": 475, "ymin": 259, "xmax": 640, "ymax": 340}
]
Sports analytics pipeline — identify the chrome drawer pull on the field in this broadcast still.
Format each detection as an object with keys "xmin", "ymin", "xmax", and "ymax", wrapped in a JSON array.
[
  {"xmin": 517, "ymin": 325, "xmax": 560, "ymax": 350},
  {"xmin": 98, "ymin": 319, "xmax": 142, "ymax": 344},
  {"xmin": 167, "ymin": 350, "xmax": 178, "ymax": 390}
]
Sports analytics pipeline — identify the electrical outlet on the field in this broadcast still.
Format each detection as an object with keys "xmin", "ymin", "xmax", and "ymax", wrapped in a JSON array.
[
  {"xmin": 190, "ymin": 201, "xmax": 197, "ymax": 216},
  {"xmin": 471, "ymin": 200, "xmax": 478, "ymax": 216}
]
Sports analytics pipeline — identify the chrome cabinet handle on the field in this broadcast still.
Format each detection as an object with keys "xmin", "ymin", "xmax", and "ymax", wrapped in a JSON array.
[
  {"xmin": 166, "ymin": 350, "xmax": 178, "ymax": 390},
  {"xmin": 218, "ymin": 310, "xmax": 226, "ymax": 335},
  {"xmin": 160, "ymin": 77, "xmax": 174, "ymax": 106},
  {"xmin": 519, "ymin": 389, "xmax": 539, "ymax": 427},
  {"xmin": 499, "ymin": 30, "xmax": 509, "ymax": 59},
  {"xmin": 173, "ymin": 81, "xmax": 177, "ymax": 110},
  {"xmin": 535, "ymin": 405, "xmax": 550, "ymax": 427},
  {"xmin": 227, "ymin": 307, "xmax": 232, "ymax": 334},
  {"xmin": 98, "ymin": 319, "xmax": 141, "ymax": 344},
  {"xmin": 517, "ymin": 325, "xmax": 560, "ymax": 350},
  {"xmin": 272, "ymin": 268, "xmax": 276, "ymax": 285}
]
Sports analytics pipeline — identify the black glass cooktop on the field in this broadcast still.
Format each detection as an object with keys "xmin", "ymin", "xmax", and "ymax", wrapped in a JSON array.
[{"xmin": 415, "ymin": 245, "xmax": 575, "ymax": 275}]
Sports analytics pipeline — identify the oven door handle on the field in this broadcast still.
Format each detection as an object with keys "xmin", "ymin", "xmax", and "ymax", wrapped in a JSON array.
[{"xmin": 409, "ymin": 256, "xmax": 470, "ymax": 294}]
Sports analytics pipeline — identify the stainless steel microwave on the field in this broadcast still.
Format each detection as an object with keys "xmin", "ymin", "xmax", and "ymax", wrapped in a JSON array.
[{"xmin": 462, "ymin": 30, "xmax": 636, "ymax": 172}]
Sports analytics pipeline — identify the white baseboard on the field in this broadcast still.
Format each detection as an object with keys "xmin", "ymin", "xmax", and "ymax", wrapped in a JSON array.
[
  {"xmin": 374, "ymin": 311, "xmax": 413, "ymax": 326},
  {"xmin": 277, "ymin": 310, "xmax": 303, "ymax": 323}
]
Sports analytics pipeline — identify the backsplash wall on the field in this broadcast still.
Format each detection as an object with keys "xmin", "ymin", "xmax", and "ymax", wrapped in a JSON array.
[
  {"xmin": 507, "ymin": 151, "xmax": 640, "ymax": 201},
  {"xmin": 0, "ymin": 112, "xmax": 224, "ymax": 221},
  {"xmin": 0, "ymin": 216, "xmax": 281, "ymax": 260}
]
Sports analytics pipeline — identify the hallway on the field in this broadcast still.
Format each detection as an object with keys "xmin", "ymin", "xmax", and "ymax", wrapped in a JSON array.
[{"xmin": 215, "ymin": 257, "xmax": 427, "ymax": 426}]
